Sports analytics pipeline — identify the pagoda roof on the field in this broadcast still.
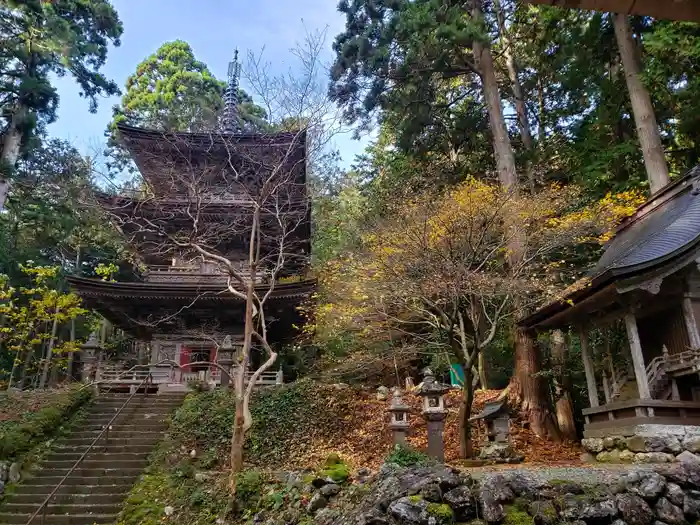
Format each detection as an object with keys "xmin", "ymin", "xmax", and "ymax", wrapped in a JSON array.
[
  {"xmin": 520, "ymin": 166, "xmax": 700, "ymax": 331},
  {"xmin": 68, "ymin": 275, "xmax": 315, "ymax": 338}
]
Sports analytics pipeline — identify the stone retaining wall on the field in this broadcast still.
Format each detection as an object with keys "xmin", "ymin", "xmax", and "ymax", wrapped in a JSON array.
[{"xmin": 582, "ymin": 424, "xmax": 700, "ymax": 463}]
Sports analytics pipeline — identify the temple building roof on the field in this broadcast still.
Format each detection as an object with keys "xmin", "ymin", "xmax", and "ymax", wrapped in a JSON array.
[{"xmin": 520, "ymin": 166, "xmax": 700, "ymax": 331}]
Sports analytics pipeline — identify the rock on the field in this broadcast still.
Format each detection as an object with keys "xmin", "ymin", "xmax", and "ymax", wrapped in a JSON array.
[
  {"xmin": 582, "ymin": 438, "xmax": 605, "ymax": 454},
  {"xmin": 307, "ymin": 493, "xmax": 328, "ymax": 513},
  {"xmin": 0, "ymin": 480, "xmax": 4, "ymax": 496},
  {"xmin": 598, "ymin": 449, "xmax": 621, "ymax": 463},
  {"xmin": 675, "ymin": 449, "xmax": 700, "ymax": 464},
  {"xmin": 611, "ymin": 520, "xmax": 628, "ymax": 525},
  {"xmin": 654, "ymin": 497, "xmax": 684, "ymax": 525},
  {"xmin": 320, "ymin": 483, "xmax": 341, "ymax": 497},
  {"xmin": 620, "ymin": 450, "xmax": 636, "ymax": 463},
  {"xmin": 164, "ymin": 506, "xmax": 175, "ymax": 516},
  {"xmin": 616, "ymin": 493, "xmax": 654, "ymax": 525},
  {"xmin": 603, "ymin": 437, "xmax": 616, "ymax": 450},
  {"xmin": 443, "ymin": 485, "xmax": 476, "ymax": 521},
  {"xmin": 527, "ymin": 500, "xmax": 557, "ymax": 525},
  {"xmin": 418, "ymin": 482, "xmax": 442, "ymax": 503},
  {"xmin": 502, "ymin": 472, "xmax": 548, "ymax": 497},
  {"xmin": 388, "ymin": 496, "xmax": 429, "ymax": 525},
  {"xmin": 194, "ymin": 472, "xmax": 209, "ymax": 483},
  {"xmin": 376, "ymin": 386, "xmax": 390, "ymax": 401},
  {"xmin": 647, "ymin": 436, "xmax": 682, "ymax": 455},
  {"xmin": 579, "ymin": 499, "xmax": 618, "ymax": 521},
  {"xmin": 664, "ymin": 483, "xmax": 684, "ymax": 507},
  {"xmin": 480, "ymin": 474, "xmax": 515, "ymax": 502},
  {"xmin": 627, "ymin": 436, "xmax": 648, "ymax": 453},
  {"xmin": 189, "ymin": 449, "xmax": 197, "ymax": 458},
  {"xmin": 683, "ymin": 435, "xmax": 700, "ymax": 453},
  {"xmin": 8, "ymin": 463, "xmax": 20, "ymax": 484},
  {"xmin": 311, "ymin": 477, "xmax": 329, "ymax": 489},
  {"xmin": 480, "ymin": 494, "xmax": 504, "ymax": 523},
  {"xmin": 684, "ymin": 489, "xmax": 700, "ymax": 518},
  {"xmin": 625, "ymin": 470, "xmax": 666, "ymax": 500},
  {"xmin": 580, "ymin": 452, "xmax": 597, "ymax": 464},
  {"xmin": 634, "ymin": 452, "xmax": 674, "ymax": 463},
  {"xmin": 0, "ymin": 462, "xmax": 8, "ymax": 483},
  {"xmin": 361, "ymin": 508, "xmax": 391, "ymax": 525},
  {"xmin": 654, "ymin": 463, "xmax": 688, "ymax": 485},
  {"xmin": 679, "ymin": 452, "xmax": 700, "ymax": 487},
  {"xmin": 479, "ymin": 442, "xmax": 523, "ymax": 462}
]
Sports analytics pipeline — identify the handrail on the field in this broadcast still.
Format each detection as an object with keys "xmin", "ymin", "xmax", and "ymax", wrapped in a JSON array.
[{"xmin": 25, "ymin": 373, "xmax": 153, "ymax": 525}]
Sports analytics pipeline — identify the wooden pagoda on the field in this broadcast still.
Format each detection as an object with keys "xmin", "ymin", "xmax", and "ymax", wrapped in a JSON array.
[
  {"xmin": 521, "ymin": 167, "xmax": 700, "ymax": 457},
  {"xmin": 69, "ymin": 55, "xmax": 314, "ymax": 390}
]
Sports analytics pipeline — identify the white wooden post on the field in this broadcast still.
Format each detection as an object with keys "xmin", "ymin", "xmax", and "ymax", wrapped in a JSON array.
[
  {"xmin": 579, "ymin": 328, "xmax": 600, "ymax": 408},
  {"xmin": 624, "ymin": 313, "xmax": 651, "ymax": 399},
  {"xmin": 683, "ymin": 297, "xmax": 700, "ymax": 349}
]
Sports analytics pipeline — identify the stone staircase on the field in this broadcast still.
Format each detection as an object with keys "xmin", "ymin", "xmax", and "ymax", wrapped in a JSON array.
[{"xmin": 0, "ymin": 391, "xmax": 185, "ymax": 525}]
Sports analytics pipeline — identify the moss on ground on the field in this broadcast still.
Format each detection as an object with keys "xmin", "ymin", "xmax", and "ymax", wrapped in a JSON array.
[
  {"xmin": 427, "ymin": 502, "xmax": 454, "ymax": 523},
  {"xmin": 503, "ymin": 505, "xmax": 535, "ymax": 525}
]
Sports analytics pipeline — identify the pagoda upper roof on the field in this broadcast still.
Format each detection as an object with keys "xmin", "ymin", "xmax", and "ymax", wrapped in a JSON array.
[
  {"xmin": 520, "ymin": 166, "xmax": 700, "ymax": 331},
  {"xmin": 116, "ymin": 123, "xmax": 307, "ymax": 190}
]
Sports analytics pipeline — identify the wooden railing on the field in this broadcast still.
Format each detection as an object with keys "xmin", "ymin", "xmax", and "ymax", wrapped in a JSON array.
[{"xmin": 144, "ymin": 265, "xmax": 264, "ymax": 284}]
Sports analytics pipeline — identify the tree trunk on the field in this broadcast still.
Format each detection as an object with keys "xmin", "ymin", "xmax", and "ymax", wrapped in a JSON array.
[
  {"xmin": 494, "ymin": 0, "xmax": 535, "ymax": 193},
  {"xmin": 509, "ymin": 327, "xmax": 560, "ymax": 440},
  {"xmin": 551, "ymin": 329, "xmax": 577, "ymax": 441},
  {"xmin": 478, "ymin": 352, "xmax": 488, "ymax": 390},
  {"xmin": 613, "ymin": 14, "xmax": 670, "ymax": 195},
  {"xmin": 39, "ymin": 311, "xmax": 60, "ymax": 389},
  {"xmin": 458, "ymin": 363, "xmax": 475, "ymax": 458},
  {"xmin": 471, "ymin": 1, "xmax": 518, "ymax": 190}
]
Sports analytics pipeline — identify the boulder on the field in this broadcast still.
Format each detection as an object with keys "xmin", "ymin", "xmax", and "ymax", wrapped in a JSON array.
[
  {"xmin": 654, "ymin": 497, "xmax": 684, "ymax": 525},
  {"xmin": 603, "ymin": 437, "xmax": 616, "ymax": 450},
  {"xmin": 361, "ymin": 509, "xmax": 392, "ymax": 525},
  {"xmin": 527, "ymin": 500, "xmax": 557, "ymax": 525},
  {"xmin": 479, "ymin": 442, "xmax": 523, "ymax": 462},
  {"xmin": 683, "ymin": 435, "xmax": 700, "ymax": 453},
  {"xmin": 479, "ymin": 494, "xmax": 505, "ymax": 523},
  {"xmin": 678, "ymin": 452, "xmax": 700, "ymax": 487},
  {"xmin": 616, "ymin": 493, "xmax": 654, "ymax": 525},
  {"xmin": 645, "ymin": 436, "xmax": 682, "ymax": 455},
  {"xmin": 580, "ymin": 452, "xmax": 597, "ymax": 464},
  {"xmin": 388, "ymin": 496, "xmax": 429, "ymax": 525},
  {"xmin": 620, "ymin": 450, "xmax": 636, "ymax": 463},
  {"xmin": 675, "ymin": 450, "xmax": 700, "ymax": 464},
  {"xmin": 634, "ymin": 452, "xmax": 674, "ymax": 464},
  {"xmin": 653, "ymin": 463, "xmax": 688, "ymax": 485},
  {"xmin": 611, "ymin": 520, "xmax": 628, "ymax": 525},
  {"xmin": 502, "ymin": 472, "xmax": 548, "ymax": 497},
  {"xmin": 320, "ymin": 483, "xmax": 341, "ymax": 497},
  {"xmin": 627, "ymin": 436, "xmax": 648, "ymax": 453},
  {"xmin": 307, "ymin": 493, "xmax": 328, "ymax": 513},
  {"xmin": 311, "ymin": 477, "xmax": 329, "ymax": 489},
  {"xmin": 418, "ymin": 482, "xmax": 442, "ymax": 503},
  {"xmin": 376, "ymin": 386, "xmax": 390, "ymax": 401},
  {"xmin": 443, "ymin": 486, "xmax": 476, "ymax": 521},
  {"xmin": 0, "ymin": 481, "xmax": 4, "ymax": 496},
  {"xmin": 164, "ymin": 506, "xmax": 175, "ymax": 516},
  {"xmin": 683, "ymin": 489, "xmax": 700, "ymax": 518},
  {"xmin": 625, "ymin": 470, "xmax": 666, "ymax": 500},
  {"xmin": 480, "ymin": 474, "xmax": 515, "ymax": 502},
  {"xmin": 579, "ymin": 499, "xmax": 618, "ymax": 521},
  {"xmin": 582, "ymin": 438, "xmax": 605, "ymax": 454},
  {"xmin": 598, "ymin": 449, "xmax": 621, "ymax": 463},
  {"xmin": 664, "ymin": 483, "xmax": 683, "ymax": 507},
  {"xmin": 0, "ymin": 462, "xmax": 8, "ymax": 483}
]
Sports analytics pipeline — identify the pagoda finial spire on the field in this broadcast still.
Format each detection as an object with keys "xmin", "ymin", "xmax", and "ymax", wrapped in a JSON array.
[{"xmin": 222, "ymin": 49, "xmax": 241, "ymax": 133}]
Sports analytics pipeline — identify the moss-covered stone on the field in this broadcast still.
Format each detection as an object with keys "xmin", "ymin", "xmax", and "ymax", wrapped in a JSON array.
[
  {"xmin": 503, "ymin": 506, "xmax": 535, "ymax": 525},
  {"xmin": 408, "ymin": 495, "xmax": 423, "ymax": 504},
  {"xmin": 427, "ymin": 502, "xmax": 454, "ymax": 523}
]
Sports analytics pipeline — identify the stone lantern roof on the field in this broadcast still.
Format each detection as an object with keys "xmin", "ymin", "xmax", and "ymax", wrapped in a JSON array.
[{"xmin": 415, "ymin": 369, "xmax": 451, "ymax": 396}]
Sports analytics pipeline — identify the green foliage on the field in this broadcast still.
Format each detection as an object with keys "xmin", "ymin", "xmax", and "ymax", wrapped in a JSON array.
[
  {"xmin": 0, "ymin": 0, "xmax": 122, "ymax": 155},
  {"xmin": 235, "ymin": 470, "xmax": 266, "ymax": 511},
  {"xmin": 503, "ymin": 506, "xmax": 535, "ymax": 525},
  {"xmin": 320, "ymin": 454, "xmax": 350, "ymax": 483},
  {"xmin": 386, "ymin": 444, "xmax": 433, "ymax": 468},
  {"xmin": 0, "ymin": 385, "xmax": 92, "ymax": 461}
]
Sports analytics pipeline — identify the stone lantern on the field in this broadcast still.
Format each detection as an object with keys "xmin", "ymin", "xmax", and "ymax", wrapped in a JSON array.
[
  {"xmin": 80, "ymin": 331, "xmax": 101, "ymax": 382},
  {"xmin": 218, "ymin": 336, "xmax": 235, "ymax": 388},
  {"xmin": 387, "ymin": 388, "xmax": 410, "ymax": 445},
  {"xmin": 416, "ymin": 368, "xmax": 450, "ymax": 461}
]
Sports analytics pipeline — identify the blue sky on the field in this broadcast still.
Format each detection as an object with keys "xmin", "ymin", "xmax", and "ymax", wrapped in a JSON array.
[{"xmin": 48, "ymin": 0, "xmax": 368, "ymax": 168}]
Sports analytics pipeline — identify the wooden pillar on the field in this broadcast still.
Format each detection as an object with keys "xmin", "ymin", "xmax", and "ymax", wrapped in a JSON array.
[
  {"xmin": 683, "ymin": 297, "xmax": 700, "ymax": 349},
  {"xmin": 602, "ymin": 373, "xmax": 611, "ymax": 404},
  {"xmin": 579, "ymin": 328, "xmax": 600, "ymax": 408},
  {"xmin": 624, "ymin": 313, "xmax": 651, "ymax": 399},
  {"xmin": 671, "ymin": 379, "xmax": 681, "ymax": 401}
]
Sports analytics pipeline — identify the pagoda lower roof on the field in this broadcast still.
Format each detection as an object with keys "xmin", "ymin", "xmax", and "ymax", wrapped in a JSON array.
[{"xmin": 68, "ymin": 276, "xmax": 315, "ymax": 338}]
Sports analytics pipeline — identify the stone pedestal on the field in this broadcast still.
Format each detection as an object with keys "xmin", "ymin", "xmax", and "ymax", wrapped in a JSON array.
[
  {"xmin": 425, "ymin": 412, "xmax": 447, "ymax": 462},
  {"xmin": 219, "ymin": 354, "xmax": 233, "ymax": 387}
]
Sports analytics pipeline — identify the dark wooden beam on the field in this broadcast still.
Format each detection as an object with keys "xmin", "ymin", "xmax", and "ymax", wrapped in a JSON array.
[{"xmin": 524, "ymin": 0, "xmax": 700, "ymax": 22}]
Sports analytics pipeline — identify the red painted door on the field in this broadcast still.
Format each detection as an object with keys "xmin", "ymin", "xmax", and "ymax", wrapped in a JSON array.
[{"xmin": 179, "ymin": 345, "xmax": 191, "ymax": 382}]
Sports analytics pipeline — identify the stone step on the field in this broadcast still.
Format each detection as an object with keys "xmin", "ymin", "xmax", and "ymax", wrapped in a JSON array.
[
  {"xmin": 3, "ymin": 502, "xmax": 122, "ymax": 515},
  {"xmin": 81, "ymin": 423, "xmax": 168, "ymax": 432},
  {"xmin": 88, "ymin": 401, "xmax": 183, "ymax": 409},
  {"xmin": 20, "ymin": 475, "xmax": 138, "ymax": 487},
  {"xmin": 51, "ymin": 444, "xmax": 155, "ymax": 454},
  {"xmin": 57, "ymin": 436, "xmax": 160, "ymax": 447},
  {"xmin": 11, "ymin": 484, "xmax": 132, "ymax": 496},
  {"xmin": 31, "ymin": 466, "xmax": 144, "ymax": 479},
  {"xmin": 45, "ymin": 451, "xmax": 152, "ymax": 463},
  {"xmin": 39, "ymin": 458, "xmax": 148, "ymax": 470},
  {"xmin": 69, "ymin": 429, "xmax": 165, "ymax": 439},
  {"xmin": 0, "ymin": 512, "xmax": 118, "ymax": 524},
  {"xmin": 7, "ymin": 492, "xmax": 128, "ymax": 505}
]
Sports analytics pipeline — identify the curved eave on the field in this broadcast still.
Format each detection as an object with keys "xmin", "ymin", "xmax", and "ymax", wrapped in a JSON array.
[
  {"xmin": 116, "ymin": 123, "xmax": 307, "ymax": 146},
  {"xmin": 67, "ymin": 276, "xmax": 316, "ymax": 301}
]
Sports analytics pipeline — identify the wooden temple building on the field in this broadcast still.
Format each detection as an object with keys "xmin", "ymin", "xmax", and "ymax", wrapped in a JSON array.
[
  {"xmin": 69, "ymin": 54, "xmax": 314, "ymax": 390},
  {"xmin": 521, "ymin": 167, "xmax": 700, "ymax": 453},
  {"xmin": 522, "ymin": 0, "xmax": 700, "ymax": 22}
]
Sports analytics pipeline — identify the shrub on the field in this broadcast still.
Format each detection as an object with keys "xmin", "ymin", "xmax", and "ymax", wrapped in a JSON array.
[
  {"xmin": 385, "ymin": 444, "xmax": 433, "ymax": 467},
  {"xmin": 0, "ymin": 385, "xmax": 93, "ymax": 461}
]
